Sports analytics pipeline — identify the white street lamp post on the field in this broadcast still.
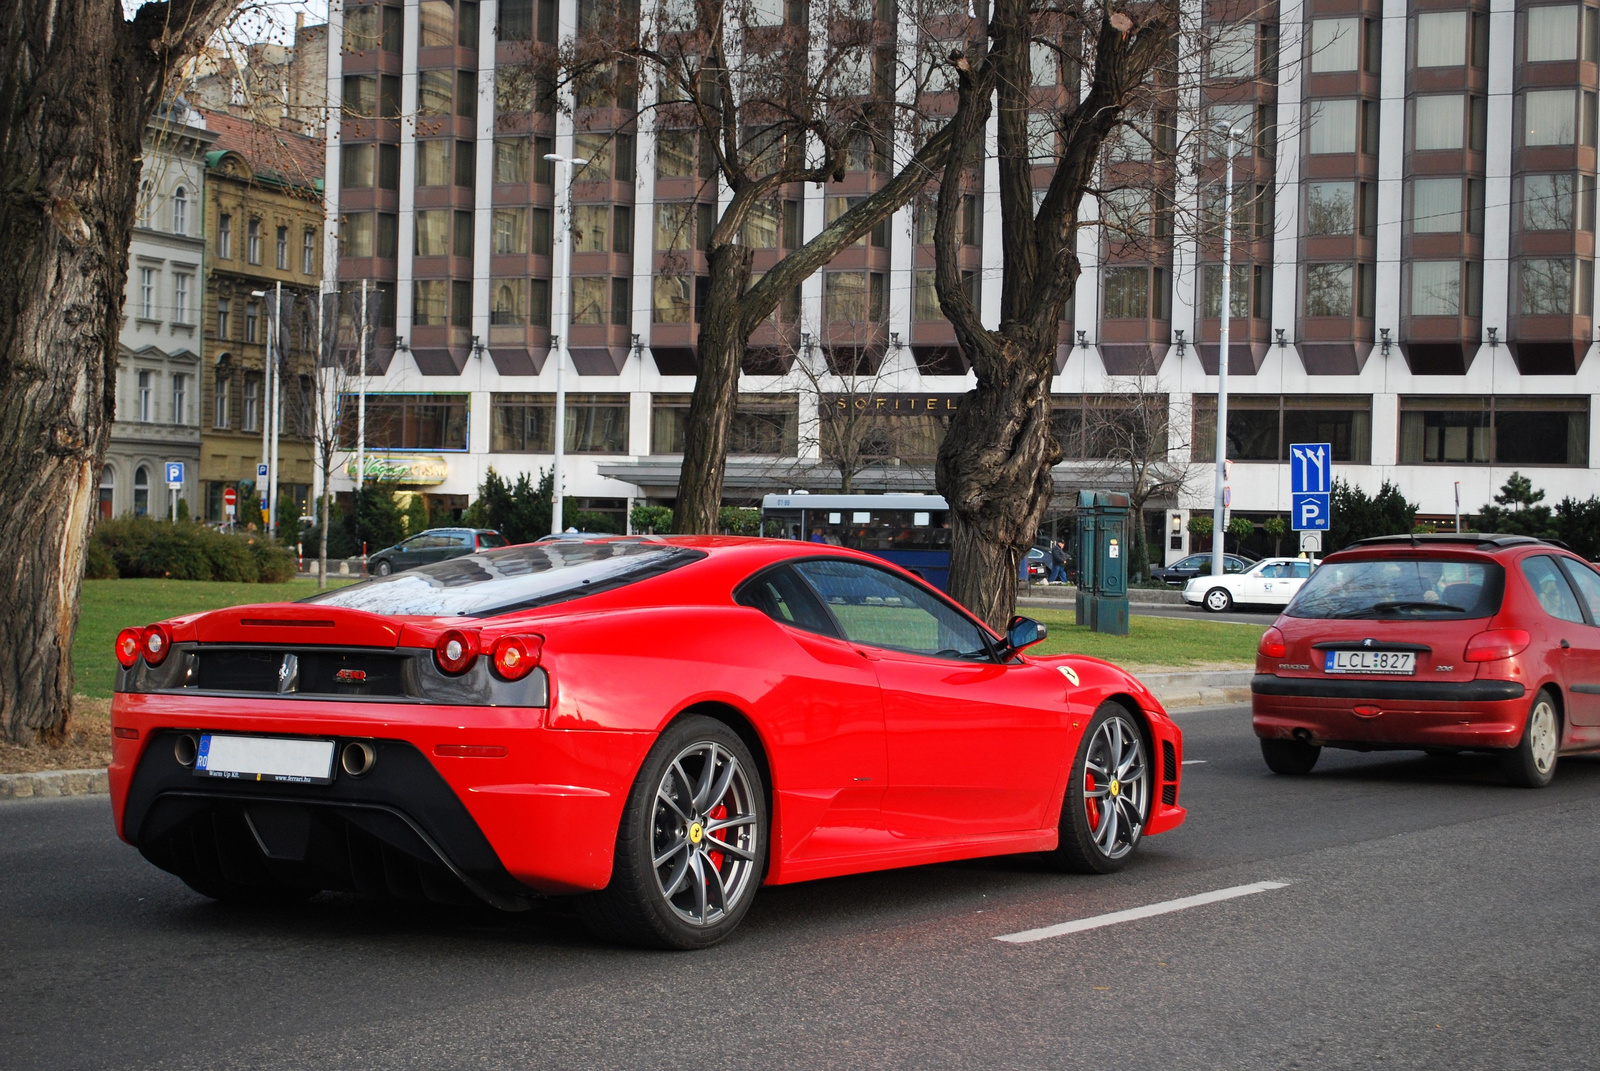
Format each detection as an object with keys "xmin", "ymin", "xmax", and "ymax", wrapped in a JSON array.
[
  {"xmin": 544, "ymin": 152, "xmax": 586, "ymax": 535},
  {"xmin": 1212, "ymin": 122, "xmax": 1245, "ymax": 577}
]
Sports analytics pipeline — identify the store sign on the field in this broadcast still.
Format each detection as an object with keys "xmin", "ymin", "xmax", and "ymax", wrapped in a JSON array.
[
  {"xmin": 822, "ymin": 394, "xmax": 966, "ymax": 414},
  {"xmin": 344, "ymin": 455, "xmax": 450, "ymax": 485}
]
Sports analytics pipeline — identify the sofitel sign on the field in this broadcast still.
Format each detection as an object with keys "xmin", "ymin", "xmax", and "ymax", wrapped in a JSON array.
[
  {"xmin": 823, "ymin": 394, "xmax": 965, "ymax": 413},
  {"xmin": 343, "ymin": 455, "xmax": 450, "ymax": 485}
]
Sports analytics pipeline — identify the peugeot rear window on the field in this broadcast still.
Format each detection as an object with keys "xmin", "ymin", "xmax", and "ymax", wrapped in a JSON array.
[
  {"xmin": 1286, "ymin": 558, "xmax": 1505, "ymax": 620},
  {"xmin": 301, "ymin": 541, "xmax": 703, "ymax": 617}
]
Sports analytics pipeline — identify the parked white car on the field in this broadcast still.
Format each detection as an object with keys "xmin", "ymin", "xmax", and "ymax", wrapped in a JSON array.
[{"xmin": 1183, "ymin": 556, "xmax": 1320, "ymax": 612}]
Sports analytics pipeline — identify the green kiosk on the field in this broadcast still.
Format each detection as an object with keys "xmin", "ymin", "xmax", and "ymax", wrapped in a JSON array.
[{"xmin": 1074, "ymin": 490, "xmax": 1130, "ymax": 636}]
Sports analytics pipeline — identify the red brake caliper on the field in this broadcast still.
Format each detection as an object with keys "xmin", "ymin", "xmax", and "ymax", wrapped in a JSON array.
[
  {"xmin": 706, "ymin": 803, "xmax": 727, "ymax": 870},
  {"xmin": 1084, "ymin": 771, "xmax": 1101, "ymax": 830}
]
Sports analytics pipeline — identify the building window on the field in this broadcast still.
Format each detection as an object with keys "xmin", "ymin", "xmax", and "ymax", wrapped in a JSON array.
[
  {"xmin": 245, "ymin": 302, "xmax": 259, "ymax": 342},
  {"xmin": 574, "ymin": 132, "xmax": 617, "ymax": 181},
  {"xmin": 137, "ymin": 370, "xmax": 152, "ymax": 422},
  {"xmin": 173, "ymin": 272, "xmax": 191, "ymax": 324},
  {"xmin": 493, "ymin": 208, "xmax": 528, "ymax": 254},
  {"xmin": 490, "ymin": 280, "xmax": 525, "ymax": 324},
  {"xmin": 243, "ymin": 375, "xmax": 260, "ymax": 432},
  {"xmin": 1310, "ymin": 17, "xmax": 1360, "ymax": 72},
  {"xmin": 1400, "ymin": 396, "xmax": 1589, "ymax": 466},
  {"xmin": 652, "ymin": 275, "xmax": 693, "ymax": 323},
  {"xmin": 217, "ymin": 298, "xmax": 231, "ymax": 339},
  {"xmin": 1409, "ymin": 261, "xmax": 1462, "ymax": 317},
  {"xmin": 1201, "ymin": 264, "xmax": 1259, "ymax": 319},
  {"xmin": 452, "ymin": 279, "xmax": 472, "ymax": 327},
  {"xmin": 138, "ymin": 267, "xmax": 155, "ymax": 319},
  {"xmin": 247, "ymin": 219, "xmax": 261, "ymax": 264},
  {"xmin": 134, "ymin": 466, "xmax": 149, "ymax": 517},
  {"xmin": 417, "ymin": 139, "xmax": 450, "ymax": 186},
  {"xmin": 172, "ymin": 186, "xmax": 188, "ymax": 234},
  {"xmin": 99, "ymin": 465, "xmax": 114, "ymax": 519},
  {"xmin": 1527, "ymin": 5, "xmax": 1583, "ymax": 62},
  {"xmin": 1521, "ymin": 174, "xmax": 1591, "ymax": 231},
  {"xmin": 414, "ymin": 210, "xmax": 449, "ymax": 256},
  {"xmin": 341, "ymin": 392, "xmax": 471, "ymax": 450},
  {"xmin": 1519, "ymin": 258, "xmax": 1577, "ymax": 315},
  {"xmin": 1525, "ymin": 89, "xmax": 1579, "ymax": 146},
  {"xmin": 303, "ymin": 228, "xmax": 315, "ymax": 274},
  {"xmin": 1415, "ymin": 11, "xmax": 1467, "ymax": 67},
  {"xmin": 419, "ymin": 0, "xmax": 453, "ymax": 45},
  {"xmin": 489, "ymin": 393, "xmax": 628, "ymax": 453},
  {"xmin": 172, "ymin": 373, "xmax": 188, "ymax": 426},
  {"xmin": 340, "ymin": 212, "xmax": 374, "ymax": 257},
  {"xmin": 1103, "ymin": 267, "xmax": 1150, "ymax": 318},
  {"xmin": 276, "ymin": 226, "xmax": 289, "ymax": 270},
  {"xmin": 824, "ymin": 271, "xmax": 886, "ymax": 322},
  {"xmin": 650, "ymin": 394, "xmax": 799, "ymax": 455},
  {"xmin": 1412, "ymin": 94, "xmax": 1465, "ymax": 151},
  {"xmin": 571, "ymin": 277, "xmax": 608, "ymax": 324},
  {"xmin": 412, "ymin": 280, "xmax": 448, "ymax": 325},
  {"xmin": 493, "ymin": 136, "xmax": 530, "ymax": 183},
  {"xmin": 530, "ymin": 278, "xmax": 551, "ymax": 325},
  {"xmin": 1306, "ymin": 99, "xmax": 1359, "ymax": 154},
  {"xmin": 1305, "ymin": 180, "xmax": 1377, "ymax": 236},
  {"xmin": 1194, "ymin": 395, "xmax": 1372, "ymax": 464},
  {"xmin": 218, "ymin": 213, "xmax": 232, "ymax": 258},
  {"xmin": 1303, "ymin": 263, "xmax": 1353, "ymax": 317},
  {"xmin": 214, "ymin": 373, "xmax": 231, "ymax": 428}
]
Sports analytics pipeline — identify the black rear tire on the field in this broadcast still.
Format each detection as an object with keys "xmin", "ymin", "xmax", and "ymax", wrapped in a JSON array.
[
  {"xmin": 1260, "ymin": 737, "xmax": 1321, "ymax": 775},
  {"xmin": 373, "ymin": 559, "xmax": 392, "ymax": 576},
  {"xmin": 579, "ymin": 716, "xmax": 767, "ymax": 949},
  {"xmin": 1500, "ymin": 689, "xmax": 1560, "ymax": 788}
]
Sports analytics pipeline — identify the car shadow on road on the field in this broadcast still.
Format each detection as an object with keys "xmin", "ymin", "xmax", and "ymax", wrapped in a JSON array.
[{"xmin": 1293, "ymin": 748, "xmax": 1600, "ymax": 790}]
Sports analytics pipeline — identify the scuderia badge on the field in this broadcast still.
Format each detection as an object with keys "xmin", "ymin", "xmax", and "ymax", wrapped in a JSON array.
[{"xmin": 1058, "ymin": 666, "xmax": 1080, "ymax": 686}]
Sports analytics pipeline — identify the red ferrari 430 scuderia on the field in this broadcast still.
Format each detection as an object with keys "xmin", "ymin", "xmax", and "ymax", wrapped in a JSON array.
[{"xmin": 109, "ymin": 537, "xmax": 1185, "ymax": 948}]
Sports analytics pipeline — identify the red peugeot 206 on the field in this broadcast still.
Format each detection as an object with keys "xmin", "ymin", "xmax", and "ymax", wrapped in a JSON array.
[
  {"xmin": 109, "ymin": 537, "xmax": 1185, "ymax": 948},
  {"xmin": 1253, "ymin": 534, "xmax": 1600, "ymax": 787}
]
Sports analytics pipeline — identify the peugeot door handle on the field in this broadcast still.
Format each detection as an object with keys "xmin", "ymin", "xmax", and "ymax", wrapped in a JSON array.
[{"xmin": 1561, "ymin": 639, "xmax": 1571, "ymax": 649}]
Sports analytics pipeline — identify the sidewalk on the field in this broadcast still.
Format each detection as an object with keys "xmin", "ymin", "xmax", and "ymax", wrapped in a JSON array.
[{"xmin": 1019, "ymin": 585, "xmax": 1187, "ymax": 607}]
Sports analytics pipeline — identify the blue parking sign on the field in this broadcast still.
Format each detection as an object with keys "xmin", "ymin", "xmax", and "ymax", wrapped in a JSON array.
[
  {"xmin": 1292, "ymin": 493, "xmax": 1330, "ymax": 531},
  {"xmin": 165, "ymin": 461, "xmax": 184, "ymax": 488}
]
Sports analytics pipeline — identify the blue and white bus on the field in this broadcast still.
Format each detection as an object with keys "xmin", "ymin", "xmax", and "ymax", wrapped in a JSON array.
[{"xmin": 760, "ymin": 493, "xmax": 954, "ymax": 590}]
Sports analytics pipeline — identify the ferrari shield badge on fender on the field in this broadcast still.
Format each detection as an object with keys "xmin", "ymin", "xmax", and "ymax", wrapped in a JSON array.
[{"xmin": 1058, "ymin": 666, "xmax": 1080, "ymax": 686}]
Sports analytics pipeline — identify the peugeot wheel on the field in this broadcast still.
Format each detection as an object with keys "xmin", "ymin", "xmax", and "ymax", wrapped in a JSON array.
[
  {"xmin": 1500, "ymin": 689, "xmax": 1560, "ymax": 788},
  {"xmin": 1046, "ymin": 703, "xmax": 1150, "ymax": 874},
  {"xmin": 373, "ymin": 559, "xmax": 392, "ymax": 576},
  {"xmin": 1260, "ymin": 737, "xmax": 1321, "ymax": 775},
  {"xmin": 580, "ymin": 716, "xmax": 767, "ymax": 949}
]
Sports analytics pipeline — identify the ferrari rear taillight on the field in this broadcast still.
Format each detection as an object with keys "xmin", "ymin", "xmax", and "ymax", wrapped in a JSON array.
[
  {"xmin": 434, "ymin": 629, "xmax": 479, "ymax": 674},
  {"xmin": 115, "ymin": 628, "xmax": 143, "ymax": 668},
  {"xmin": 1464, "ymin": 628, "xmax": 1531, "ymax": 663},
  {"xmin": 140, "ymin": 624, "xmax": 172, "ymax": 666},
  {"xmin": 1258, "ymin": 627, "xmax": 1288, "ymax": 659},
  {"xmin": 490, "ymin": 635, "xmax": 542, "ymax": 681}
]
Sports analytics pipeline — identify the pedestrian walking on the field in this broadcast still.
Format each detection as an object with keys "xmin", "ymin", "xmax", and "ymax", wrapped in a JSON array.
[{"xmin": 1048, "ymin": 539, "xmax": 1070, "ymax": 583}]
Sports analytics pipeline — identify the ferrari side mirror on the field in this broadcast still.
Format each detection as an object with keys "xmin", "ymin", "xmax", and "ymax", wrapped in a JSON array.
[{"xmin": 1004, "ymin": 615, "xmax": 1048, "ymax": 655}]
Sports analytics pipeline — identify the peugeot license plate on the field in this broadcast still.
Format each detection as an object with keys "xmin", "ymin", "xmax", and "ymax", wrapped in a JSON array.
[
  {"xmin": 195, "ymin": 734, "xmax": 336, "ymax": 784},
  {"xmin": 1324, "ymin": 650, "xmax": 1416, "ymax": 675}
]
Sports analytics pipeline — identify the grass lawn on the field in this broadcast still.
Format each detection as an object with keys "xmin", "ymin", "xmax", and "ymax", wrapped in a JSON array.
[
  {"xmin": 73, "ymin": 578, "xmax": 351, "ymax": 699},
  {"xmin": 1027, "ymin": 608, "xmax": 1265, "ymax": 668}
]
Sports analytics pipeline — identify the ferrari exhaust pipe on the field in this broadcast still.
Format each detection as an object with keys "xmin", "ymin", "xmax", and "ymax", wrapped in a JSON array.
[
  {"xmin": 174, "ymin": 733, "xmax": 199, "ymax": 767},
  {"xmin": 340, "ymin": 741, "xmax": 377, "ymax": 777}
]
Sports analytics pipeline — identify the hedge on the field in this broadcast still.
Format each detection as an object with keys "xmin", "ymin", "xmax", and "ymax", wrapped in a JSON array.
[{"xmin": 89, "ymin": 517, "xmax": 297, "ymax": 583}]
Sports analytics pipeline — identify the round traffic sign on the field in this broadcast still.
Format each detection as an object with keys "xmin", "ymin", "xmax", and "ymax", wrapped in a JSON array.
[{"xmin": 223, "ymin": 487, "xmax": 237, "ymax": 507}]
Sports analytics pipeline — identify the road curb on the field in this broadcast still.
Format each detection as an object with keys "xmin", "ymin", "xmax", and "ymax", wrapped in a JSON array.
[
  {"xmin": 0, "ymin": 769, "xmax": 109, "ymax": 800},
  {"xmin": 1136, "ymin": 670, "xmax": 1254, "ymax": 711}
]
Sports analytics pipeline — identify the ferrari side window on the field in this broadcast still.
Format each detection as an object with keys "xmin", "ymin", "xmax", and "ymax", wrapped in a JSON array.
[
  {"xmin": 792, "ymin": 560, "xmax": 992, "ymax": 661},
  {"xmin": 734, "ymin": 567, "xmax": 840, "ymax": 638}
]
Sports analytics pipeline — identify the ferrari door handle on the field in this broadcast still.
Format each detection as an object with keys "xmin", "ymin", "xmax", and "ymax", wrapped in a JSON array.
[{"xmin": 854, "ymin": 647, "xmax": 879, "ymax": 661}]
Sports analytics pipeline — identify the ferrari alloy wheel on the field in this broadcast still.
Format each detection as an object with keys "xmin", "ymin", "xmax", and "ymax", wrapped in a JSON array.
[
  {"xmin": 1047, "ymin": 703, "xmax": 1150, "ymax": 874},
  {"xmin": 1203, "ymin": 587, "xmax": 1233, "ymax": 613},
  {"xmin": 1500, "ymin": 689, "xmax": 1560, "ymax": 789},
  {"xmin": 580, "ymin": 715, "xmax": 767, "ymax": 949}
]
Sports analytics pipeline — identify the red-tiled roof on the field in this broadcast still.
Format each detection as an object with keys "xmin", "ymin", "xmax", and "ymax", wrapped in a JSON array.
[{"xmin": 199, "ymin": 108, "xmax": 324, "ymax": 192}]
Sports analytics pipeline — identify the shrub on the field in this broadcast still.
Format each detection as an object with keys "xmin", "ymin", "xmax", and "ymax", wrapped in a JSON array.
[
  {"xmin": 631, "ymin": 504, "xmax": 673, "ymax": 534},
  {"xmin": 85, "ymin": 542, "xmax": 117, "ymax": 579},
  {"xmin": 89, "ymin": 516, "xmax": 295, "ymax": 583},
  {"xmin": 718, "ymin": 507, "xmax": 760, "ymax": 536}
]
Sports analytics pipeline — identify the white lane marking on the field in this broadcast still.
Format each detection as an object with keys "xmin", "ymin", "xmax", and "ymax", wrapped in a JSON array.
[
  {"xmin": 1182, "ymin": 759, "xmax": 1207, "ymax": 765},
  {"xmin": 995, "ymin": 880, "xmax": 1291, "ymax": 944}
]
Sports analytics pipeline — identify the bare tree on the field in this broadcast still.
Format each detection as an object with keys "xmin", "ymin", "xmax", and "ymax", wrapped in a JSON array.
[
  {"xmin": 308, "ymin": 290, "xmax": 365, "ymax": 588},
  {"xmin": 538, "ymin": 0, "xmax": 985, "ymax": 532},
  {"xmin": 1074, "ymin": 380, "xmax": 1195, "ymax": 581},
  {"xmin": 0, "ymin": 0, "xmax": 247, "ymax": 744}
]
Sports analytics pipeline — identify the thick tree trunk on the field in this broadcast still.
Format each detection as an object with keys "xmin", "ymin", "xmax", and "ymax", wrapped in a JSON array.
[
  {"xmin": 674, "ymin": 243, "xmax": 753, "ymax": 533},
  {"xmin": 935, "ymin": 345, "xmax": 1060, "ymax": 630},
  {"xmin": 0, "ymin": 0, "xmax": 239, "ymax": 743}
]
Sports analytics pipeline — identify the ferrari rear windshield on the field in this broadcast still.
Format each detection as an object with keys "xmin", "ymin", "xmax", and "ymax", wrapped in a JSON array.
[
  {"xmin": 301, "ymin": 540, "xmax": 704, "ymax": 618},
  {"xmin": 1286, "ymin": 558, "xmax": 1505, "ymax": 620}
]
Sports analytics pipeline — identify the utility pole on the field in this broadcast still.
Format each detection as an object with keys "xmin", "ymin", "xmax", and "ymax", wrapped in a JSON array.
[
  {"xmin": 356, "ymin": 280, "xmax": 368, "ymax": 493},
  {"xmin": 1212, "ymin": 121, "xmax": 1244, "ymax": 577},
  {"xmin": 544, "ymin": 152, "xmax": 587, "ymax": 535},
  {"xmin": 268, "ymin": 279, "xmax": 282, "ymax": 539}
]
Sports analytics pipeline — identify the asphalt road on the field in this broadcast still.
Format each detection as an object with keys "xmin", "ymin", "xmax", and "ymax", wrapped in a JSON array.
[{"xmin": 7, "ymin": 709, "xmax": 1600, "ymax": 1070}]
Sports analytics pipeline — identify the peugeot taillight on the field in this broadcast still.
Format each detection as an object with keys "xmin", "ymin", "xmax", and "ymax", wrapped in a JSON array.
[
  {"xmin": 490, "ymin": 635, "xmax": 542, "ymax": 681},
  {"xmin": 434, "ymin": 628, "xmax": 479, "ymax": 674},
  {"xmin": 140, "ymin": 624, "xmax": 172, "ymax": 666},
  {"xmin": 115, "ymin": 628, "xmax": 143, "ymax": 668},
  {"xmin": 1258, "ymin": 627, "xmax": 1288, "ymax": 659},
  {"xmin": 1463, "ymin": 628, "xmax": 1532, "ymax": 663}
]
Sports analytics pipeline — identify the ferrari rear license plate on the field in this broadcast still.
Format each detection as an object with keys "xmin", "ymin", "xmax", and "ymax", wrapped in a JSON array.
[
  {"xmin": 195, "ymin": 734, "xmax": 336, "ymax": 784},
  {"xmin": 1324, "ymin": 650, "xmax": 1416, "ymax": 675}
]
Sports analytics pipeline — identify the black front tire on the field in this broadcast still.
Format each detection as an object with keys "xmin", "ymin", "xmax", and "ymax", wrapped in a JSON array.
[
  {"xmin": 1260, "ymin": 737, "xmax": 1321, "ymax": 775},
  {"xmin": 372, "ymin": 559, "xmax": 392, "ymax": 576},
  {"xmin": 1045, "ymin": 703, "xmax": 1151, "ymax": 875},
  {"xmin": 579, "ymin": 716, "xmax": 767, "ymax": 949}
]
